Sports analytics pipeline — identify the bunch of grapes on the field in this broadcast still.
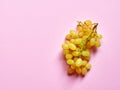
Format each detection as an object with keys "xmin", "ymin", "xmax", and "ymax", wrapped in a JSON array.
[{"xmin": 62, "ymin": 20, "xmax": 102, "ymax": 76}]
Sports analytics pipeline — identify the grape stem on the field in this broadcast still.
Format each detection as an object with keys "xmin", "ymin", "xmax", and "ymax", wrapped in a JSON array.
[{"xmin": 81, "ymin": 23, "xmax": 98, "ymax": 50}]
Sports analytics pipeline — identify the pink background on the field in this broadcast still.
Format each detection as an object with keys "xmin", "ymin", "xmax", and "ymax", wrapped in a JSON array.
[{"xmin": 0, "ymin": 0, "xmax": 120, "ymax": 90}]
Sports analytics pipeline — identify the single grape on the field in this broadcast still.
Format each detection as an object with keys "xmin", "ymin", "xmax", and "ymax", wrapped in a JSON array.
[
  {"xmin": 85, "ymin": 63, "xmax": 91, "ymax": 70},
  {"xmin": 82, "ymin": 60, "xmax": 87, "ymax": 66},
  {"xmin": 97, "ymin": 34, "xmax": 102, "ymax": 39},
  {"xmin": 75, "ymin": 58, "xmax": 83, "ymax": 67},
  {"xmin": 63, "ymin": 49, "xmax": 69, "ymax": 55},
  {"xmin": 95, "ymin": 40, "xmax": 101, "ymax": 47},
  {"xmin": 70, "ymin": 30, "xmax": 77, "ymax": 38},
  {"xmin": 67, "ymin": 59, "xmax": 74, "ymax": 65},
  {"xmin": 65, "ymin": 54, "xmax": 73, "ymax": 59},
  {"xmin": 84, "ymin": 20, "xmax": 92, "ymax": 26},
  {"xmin": 70, "ymin": 39, "xmax": 75, "ymax": 43},
  {"xmin": 65, "ymin": 40, "xmax": 70, "ymax": 44},
  {"xmin": 68, "ymin": 43, "xmax": 77, "ymax": 50},
  {"xmin": 72, "ymin": 51, "xmax": 80, "ymax": 56},
  {"xmin": 82, "ymin": 50, "xmax": 90, "ymax": 57},
  {"xmin": 90, "ymin": 38, "xmax": 96, "ymax": 46},
  {"xmin": 62, "ymin": 43, "xmax": 69, "ymax": 49},
  {"xmin": 81, "ymin": 67, "xmax": 87, "ymax": 75},
  {"xmin": 74, "ymin": 38, "xmax": 82, "ymax": 44},
  {"xmin": 66, "ymin": 34, "xmax": 72, "ymax": 40},
  {"xmin": 78, "ymin": 32, "xmax": 84, "ymax": 37}
]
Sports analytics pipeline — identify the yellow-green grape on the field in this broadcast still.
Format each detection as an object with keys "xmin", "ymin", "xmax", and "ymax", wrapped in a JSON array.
[
  {"xmin": 68, "ymin": 68, "xmax": 74, "ymax": 75},
  {"xmin": 74, "ymin": 38, "xmax": 82, "ymax": 44},
  {"xmin": 85, "ymin": 63, "xmax": 91, "ymax": 70},
  {"xmin": 70, "ymin": 30, "xmax": 76, "ymax": 35},
  {"xmin": 97, "ymin": 34, "xmax": 102, "ymax": 39},
  {"xmin": 70, "ymin": 30, "xmax": 77, "ymax": 38},
  {"xmin": 95, "ymin": 40, "xmax": 101, "ymax": 47},
  {"xmin": 82, "ymin": 60, "xmax": 87, "ymax": 66},
  {"xmin": 67, "ymin": 59, "xmax": 74, "ymax": 65},
  {"xmin": 62, "ymin": 43, "xmax": 69, "ymax": 49},
  {"xmin": 84, "ymin": 20, "xmax": 92, "ymax": 26},
  {"xmin": 72, "ymin": 51, "xmax": 80, "ymax": 56},
  {"xmin": 78, "ymin": 32, "xmax": 84, "ymax": 37},
  {"xmin": 76, "ymin": 67, "xmax": 81, "ymax": 74},
  {"xmin": 68, "ymin": 43, "xmax": 77, "ymax": 50},
  {"xmin": 90, "ymin": 38, "xmax": 96, "ymax": 46},
  {"xmin": 77, "ymin": 26, "xmax": 83, "ymax": 32},
  {"xmin": 75, "ymin": 58, "xmax": 83, "ymax": 67},
  {"xmin": 81, "ymin": 67, "xmax": 87, "ymax": 75},
  {"xmin": 65, "ymin": 54, "xmax": 73, "ymax": 59},
  {"xmin": 82, "ymin": 50, "xmax": 90, "ymax": 57},
  {"xmin": 77, "ymin": 21, "xmax": 84, "ymax": 26},
  {"xmin": 70, "ymin": 39, "xmax": 75, "ymax": 43},
  {"xmin": 63, "ymin": 49, "xmax": 69, "ymax": 55},
  {"xmin": 66, "ymin": 34, "xmax": 72, "ymax": 40}
]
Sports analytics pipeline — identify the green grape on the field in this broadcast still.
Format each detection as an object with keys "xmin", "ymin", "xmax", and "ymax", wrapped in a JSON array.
[
  {"xmin": 82, "ymin": 60, "xmax": 87, "ymax": 66},
  {"xmin": 75, "ymin": 58, "xmax": 83, "ymax": 67},
  {"xmin": 72, "ymin": 51, "xmax": 80, "ymax": 56},
  {"xmin": 82, "ymin": 50, "xmax": 90, "ymax": 57},
  {"xmin": 62, "ymin": 43, "xmax": 69, "ymax": 49},
  {"xmin": 66, "ymin": 34, "xmax": 72, "ymax": 40},
  {"xmin": 81, "ymin": 67, "xmax": 87, "ymax": 75},
  {"xmin": 68, "ymin": 43, "xmax": 77, "ymax": 50},
  {"xmin": 97, "ymin": 34, "xmax": 102, "ymax": 39},
  {"xmin": 74, "ymin": 38, "xmax": 82, "ymax": 44},
  {"xmin": 63, "ymin": 49, "xmax": 69, "ymax": 55},
  {"xmin": 70, "ymin": 39, "xmax": 75, "ymax": 43},
  {"xmin": 70, "ymin": 30, "xmax": 77, "ymax": 38},
  {"xmin": 67, "ymin": 59, "xmax": 74, "ymax": 65},
  {"xmin": 78, "ymin": 32, "xmax": 84, "ymax": 37},
  {"xmin": 65, "ymin": 54, "xmax": 73, "ymax": 59},
  {"xmin": 95, "ymin": 40, "xmax": 101, "ymax": 47},
  {"xmin": 86, "ymin": 63, "xmax": 91, "ymax": 70},
  {"xmin": 84, "ymin": 20, "xmax": 92, "ymax": 26},
  {"xmin": 90, "ymin": 38, "xmax": 96, "ymax": 46}
]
